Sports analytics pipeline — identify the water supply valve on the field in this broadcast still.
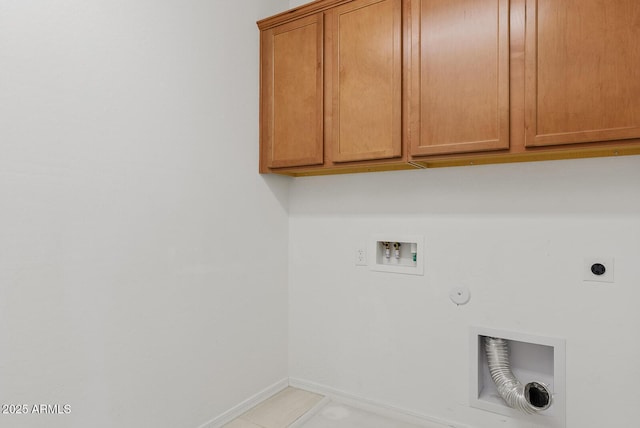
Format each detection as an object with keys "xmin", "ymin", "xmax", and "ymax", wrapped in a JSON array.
[{"xmin": 382, "ymin": 242, "xmax": 391, "ymax": 260}]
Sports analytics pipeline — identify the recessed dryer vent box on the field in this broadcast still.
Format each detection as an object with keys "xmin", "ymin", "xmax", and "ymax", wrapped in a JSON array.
[
  {"xmin": 470, "ymin": 327, "xmax": 566, "ymax": 428},
  {"xmin": 369, "ymin": 235, "xmax": 424, "ymax": 275}
]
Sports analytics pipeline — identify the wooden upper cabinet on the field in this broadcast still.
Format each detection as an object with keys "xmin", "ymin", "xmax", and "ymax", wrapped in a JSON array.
[
  {"xmin": 258, "ymin": 0, "xmax": 640, "ymax": 175},
  {"xmin": 525, "ymin": 0, "xmax": 640, "ymax": 147},
  {"xmin": 407, "ymin": 0, "xmax": 510, "ymax": 156},
  {"xmin": 260, "ymin": 14, "xmax": 324, "ymax": 170},
  {"xmin": 325, "ymin": 0, "xmax": 403, "ymax": 163}
]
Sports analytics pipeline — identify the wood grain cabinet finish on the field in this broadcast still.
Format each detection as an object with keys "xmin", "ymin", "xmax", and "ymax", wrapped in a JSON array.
[
  {"xmin": 407, "ymin": 0, "xmax": 510, "ymax": 157},
  {"xmin": 259, "ymin": 0, "xmax": 405, "ymax": 175},
  {"xmin": 325, "ymin": 0, "xmax": 402, "ymax": 163},
  {"xmin": 260, "ymin": 14, "xmax": 324, "ymax": 171},
  {"xmin": 258, "ymin": 0, "xmax": 640, "ymax": 176},
  {"xmin": 525, "ymin": 0, "xmax": 640, "ymax": 147}
]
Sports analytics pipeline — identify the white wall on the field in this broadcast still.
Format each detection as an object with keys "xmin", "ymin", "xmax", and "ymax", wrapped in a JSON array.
[
  {"xmin": 0, "ymin": 1, "xmax": 289, "ymax": 427},
  {"xmin": 290, "ymin": 0, "xmax": 311, "ymax": 7},
  {"xmin": 288, "ymin": 156, "xmax": 640, "ymax": 428}
]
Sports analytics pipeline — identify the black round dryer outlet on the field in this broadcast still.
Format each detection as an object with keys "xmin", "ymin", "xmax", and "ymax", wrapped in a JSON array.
[{"xmin": 591, "ymin": 263, "xmax": 606, "ymax": 276}]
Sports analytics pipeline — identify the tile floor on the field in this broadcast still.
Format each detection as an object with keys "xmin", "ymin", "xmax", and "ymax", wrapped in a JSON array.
[
  {"xmin": 297, "ymin": 401, "xmax": 433, "ymax": 428},
  {"xmin": 223, "ymin": 387, "xmax": 323, "ymax": 428},
  {"xmin": 223, "ymin": 387, "xmax": 449, "ymax": 428}
]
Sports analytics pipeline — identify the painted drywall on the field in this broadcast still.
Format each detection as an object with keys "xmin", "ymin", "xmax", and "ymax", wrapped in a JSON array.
[
  {"xmin": 288, "ymin": 156, "xmax": 640, "ymax": 428},
  {"xmin": 0, "ymin": 1, "xmax": 289, "ymax": 427},
  {"xmin": 290, "ymin": 0, "xmax": 312, "ymax": 7}
]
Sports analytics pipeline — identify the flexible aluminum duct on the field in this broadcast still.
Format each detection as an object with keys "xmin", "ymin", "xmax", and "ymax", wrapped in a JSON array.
[{"xmin": 484, "ymin": 337, "xmax": 552, "ymax": 414}]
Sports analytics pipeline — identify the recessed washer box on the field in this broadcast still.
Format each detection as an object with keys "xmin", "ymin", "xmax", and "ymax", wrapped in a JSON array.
[
  {"xmin": 470, "ymin": 327, "xmax": 566, "ymax": 428},
  {"xmin": 369, "ymin": 235, "xmax": 424, "ymax": 275}
]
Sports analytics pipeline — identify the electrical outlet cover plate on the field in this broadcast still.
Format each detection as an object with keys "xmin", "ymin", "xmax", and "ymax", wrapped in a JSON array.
[{"xmin": 583, "ymin": 257, "xmax": 614, "ymax": 283}]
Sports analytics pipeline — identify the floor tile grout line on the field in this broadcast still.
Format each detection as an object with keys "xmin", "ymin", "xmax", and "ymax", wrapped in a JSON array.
[
  {"xmin": 239, "ymin": 387, "xmax": 324, "ymax": 428},
  {"xmin": 287, "ymin": 396, "xmax": 331, "ymax": 428}
]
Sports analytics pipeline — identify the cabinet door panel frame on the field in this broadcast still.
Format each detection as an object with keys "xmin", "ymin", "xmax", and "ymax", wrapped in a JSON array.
[
  {"xmin": 261, "ymin": 14, "xmax": 324, "ymax": 170},
  {"xmin": 524, "ymin": 0, "xmax": 640, "ymax": 147},
  {"xmin": 408, "ymin": 0, "xmax": 510, "ymax": 157},
  {"xmin": 326, "ymin": 0, "xmax": 403, "ymax": 163}
]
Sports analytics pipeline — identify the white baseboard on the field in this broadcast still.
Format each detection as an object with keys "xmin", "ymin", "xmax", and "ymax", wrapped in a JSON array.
[
  {"xmin": 288, "ymin": 378, "xmax": 470, "ymax": 428},
  {"xmin": 196, "ymin": 378, "xmax": 289, "ymax": 428}
]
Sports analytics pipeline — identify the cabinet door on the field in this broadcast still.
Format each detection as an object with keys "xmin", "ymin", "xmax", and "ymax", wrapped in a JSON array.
[
  {"xmin": 408, "ymin": 0, "xmax": 510, "ymax": 156},
  {"xmin": 326, "ymin": 0, "xmax": 402, "ymax": 163},
  {"xmin": 260, "ymin": 14, "xmax": 324, "ymax": 170},
  {"xmin": 525, "ymin": 0, "xmax": 640, "ymax": 147}
]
